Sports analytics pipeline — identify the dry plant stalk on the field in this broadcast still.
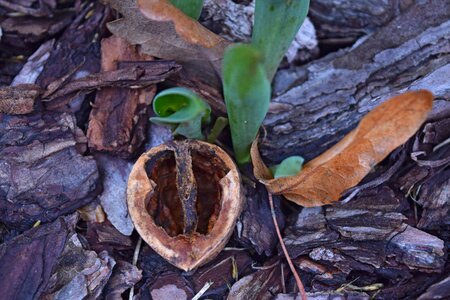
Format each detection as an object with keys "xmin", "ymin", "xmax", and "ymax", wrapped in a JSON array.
[
  {"xmin": 127, "ymin": 140, "xmax": 243, "ymax": 271},
  {"xmin": 252, "ymin": 90, "xmax": 433, "ymax": 206}
]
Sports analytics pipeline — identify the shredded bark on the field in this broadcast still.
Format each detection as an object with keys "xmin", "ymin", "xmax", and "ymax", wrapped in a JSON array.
[
  {"xmin": 0, "ymin": 112, "xmax": 100, "ymax": 229},
  {"xmin": 0, "ymin": 84, "xmax": 40, "ymax": 114}
]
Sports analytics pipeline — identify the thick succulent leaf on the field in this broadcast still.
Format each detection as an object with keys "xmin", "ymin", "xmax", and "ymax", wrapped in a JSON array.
[
  {"xmin": 271, "ymin": 156, "xmax": 304, "ymax": 179},
  {"xmin": 169, "ymin": 0, "xmax": 204, "ymax": 19},
  {"xmin": 150, "ymin": 87, "xmax": 211, "ymax": 139},
  {"xmin": 222, "ymin": 44, "xmax": 271, "ymax": 165},
  {"xmin": 252, "ymin": 0, "xmax": 310, "ymax": 80}
]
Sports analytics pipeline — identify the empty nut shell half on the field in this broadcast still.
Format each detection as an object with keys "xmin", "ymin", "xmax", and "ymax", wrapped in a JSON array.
[{"xmin": 127, "ymin": 140, "xmax": 243, "ymax": 271}]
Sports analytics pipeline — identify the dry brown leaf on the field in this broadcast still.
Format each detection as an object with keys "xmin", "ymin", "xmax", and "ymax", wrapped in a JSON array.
[
  {"xmin": 137, "ymin": 0, "xmax": 223, "ymax": 48},
  {"xmin": 252, "ymin": 90, "xmax": 434, "ymax": 207},
  {"xmin": 101, "ymin": 0, "xmax": 229, "ymax": 77},
  {"xmin": 101, "ymin": 0, "xmax": 229, "ymax": 113}
]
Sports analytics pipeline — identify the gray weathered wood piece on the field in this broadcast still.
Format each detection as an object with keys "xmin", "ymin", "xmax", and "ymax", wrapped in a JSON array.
[{"xmin": 262, "ymin": 0, "xmax": 450, "ymax": 162}]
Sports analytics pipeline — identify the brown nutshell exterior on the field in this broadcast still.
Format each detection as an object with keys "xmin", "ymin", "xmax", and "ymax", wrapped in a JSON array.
[{"xmin": 127, "ymin": 140, "xmax": 243, "ymax": 271}]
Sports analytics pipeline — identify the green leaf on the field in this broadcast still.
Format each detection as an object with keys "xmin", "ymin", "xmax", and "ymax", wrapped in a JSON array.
[
  {"xmin": 150, "ymin": 87, "xmax": 211, "ymax": 140},
  {"xmin": 270, "ymin": 156, "xmax": 304, "ymax": 179},
  {"xmin": 169, "ymin": 0, "xmax": 204, "ymax": 19},
  {"xmin": 252, "ymin": 0, "xmax": 310, "ymax": 81},
  {"xmin": 207, "ymin": 116, "xmax": 229, "ymax": 144},
  {"xmin": 222, "ymin": 44, "xmax": 271, "ymax": 165}
]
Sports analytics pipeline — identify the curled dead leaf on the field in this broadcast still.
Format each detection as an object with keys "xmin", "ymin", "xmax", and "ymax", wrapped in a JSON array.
[
  {"xmin": 102, "ymin": 0, "xmax": 229, "ymax": 113},
  {"xmin": 127, "ymin": 140, "xmax": 243, "ymax": 271},
  {"xmin": 137, "ymin": 0, "xmax": 223, "ymax": 49},
  {"xmin": 102, "ymin": 0, "xmax": 229, "ymax": 71},
  {"xmin": 252, "ymin": 90, "xmax": 433, "ymax": 207}
]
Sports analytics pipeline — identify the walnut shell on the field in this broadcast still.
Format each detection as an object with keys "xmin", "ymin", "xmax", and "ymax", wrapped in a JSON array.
[{"xmin": 127, "ymin": 140, "xmax": 243, "ymax": 271}]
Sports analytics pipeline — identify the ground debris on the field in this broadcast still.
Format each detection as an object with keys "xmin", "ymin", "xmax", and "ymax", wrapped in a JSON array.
[
  {"xmin": 0, "ymin": 214, "xmax": 78, "ymax": 299},
  {"xmin": 0, "ymin": 83, "xmax": 40, "ymax": 114},
  {"xmin": 86, "ymin": 36, "xmax": 179, "ymax": 158},
  {"xmin": 41, "ymin": 233, "xmax": 116, "ymax": 300},
  {"xmin": 0, "ymin": 111, "xmax": 100, "ymax": 229},
  {"xmin": 274, "ymin": 291, "xmax": 370, "ymax": 300},
  {"xmin": 85, "ymin": 222, "xmax": 133, "ymax": 255},
  {"xmin": 265, "ymin": 0, "xmax": 450, "ymax": 162},
  {"xmin": 283, "ymin": 183, "xmax": 446, "ymax": 290},
  {"xmin": 0, "ymin": 0, "xmax": 58, "ymax": 17},
  {"xmin": 35, "ymin": 2, "xmax": 108, "ymax": 112},
  {"xmin": 417, "ymin": 273, "xmax": 450, "ymax": 300},
  {"xmin": 309, "ymin": 0, "xmax": 415, "ymax": 48},
  {"xmin": 0, "ymin": 12, "xmax": 72, "ymax": 49},
  {"xmin": 238, "ymin": 181, "xmax": 285, "ymax": 256},
  {"xmin": 103, "ymin": 260, "xmax": 143, "ymax": 300},
  {"xmin": 94, "ymin": 153, "xmax": 134, "ymax": 236},
  {"xmin": 43, "ymin": 61, "xmax": 179, "ymax": 100},
  {"xmin": 137, "ymin": 272, "xmax": 194, "ymax": 300},
  {"xmin": 228, "ymin": 258, "xmax": 287, "ymax": 300},
  {"xmin": 190, "ymin": 249, "xmax": 253, "ymax": 297}
]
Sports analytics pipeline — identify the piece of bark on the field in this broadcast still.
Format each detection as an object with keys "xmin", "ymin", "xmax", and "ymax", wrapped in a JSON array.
[
  {"xmin": 416, "ymin": 170, "xmax": 450, "ymax": 230},
  {"xmin": 0, "ymin": 84, "xmax": 40, "ymax": 114},
  {"xmin": 418, "ymin": 274, "xmax": 450, "ymax": 300},
  {"xmin": 265, "ymin": 0, "xmax": 450, "ymax": 163},
  {"xmin": 12, "ymin": 39, "xmax": 55, "ymax": 86},
  {"xmin": 42, "ymin": 233, "xmax": 116, "ymax": 300},
  {"xmin": 85, "ymin": 222, "xmax": 133, "ymax": 254},
  {"xmin": 387, "ymin": 224, "xmax": 445, "ymax": 272},
  {"xmin": 94, "ymin": 153, "xmax": 134, "ymax": 236},
  {"xmin": 0, "ymin": 58, "xmax": 24, "ymax": 86},
  {"xmin": 0, "ymin": 12, "xmax": 72, "ymax": 50},
  {"xmin": 377, "ymin": 272, "xmax": 443, "ymax": 299},
  {"xmin": 201, "ymin": 0, "xmax": 253, "ymax": 43},
  {"xmin": 190, "ymin": 250, "xmax": 253, "ymax": 298},
  {"xmin": 0, "ymin": 112, "xmax": 100, "ymax": 229},
  {"xmin": 0, "ymin": 214, "xmax": 77, "ymax": 300},
  {"xmin": 137, "ymin": 245, "xmax": 179, "ymax": 280},
  {"xmin": 137, "ymin": 272, "xmax": 194, "ymax": 300},
  {"xmin": 406, "ymin": 113, "xmax": 450, "ymax": 230},
  {"xmin": 103, "ymin": 260, "xmax": 142, "ymax": 300},
  {"xmin": 282, "ymin": 185, "xmax": 446, "ymax": 288},
  {"xmin": 86, "ymin": 36, "xmax": 159, "ymax": 158},
  {"xmin": 309, "ymin": 0, "xmax": 415, "ymax": 48},
  {"xmin": 274, "ymin": 292, "xmax": 370, "ymax": 300},
  {"xmin": 238, "ymin": 181, "xmax": 285, "ymax": 256},
  {"xmin": 43, "ymin": 62, "xmax": 180, "ymax": 100},
  {"xmin": 0, "ymin": 0, "xmax": 55, "ymax": 17},
  {"xmin": 227, "ymin": 258, "xmax": 287, "ymax": 300},
  {"xmin": 36, "ymin": 3, "xmax": 107, "ymax": 89}
]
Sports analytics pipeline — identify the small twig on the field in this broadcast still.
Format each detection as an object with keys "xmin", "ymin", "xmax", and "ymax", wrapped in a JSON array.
[
  {"xmin": 281, "ymin": 263, "xmax": 286, "ymax": 294},
  {"xmin": 231, "ymin": 256, "xmax": 239, "ymax": 281},
  {"xmin": 251, "ymin": 261, "xmax": 279, "ymax": 270},
  {"xmin": 192, "ymin": 281, "xmax": 214, "ymax": 300},
  {"xmin": 267, "ymin": 191, "xmax": 307, "ymax": 300},
  {"xmin": 433, "ymin": 137, "xmax": 450, "ymax": 152},
  {"xmin": 223, "ymin": 247, "xmax": 248, "ymax": 251},
  {"xmin": 129, "ymin": 237, "xmax": 142, "ymax": 300},
  {"xmin": 336, "ymin": 277, "xmax": 360, "ymax": 293}
]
